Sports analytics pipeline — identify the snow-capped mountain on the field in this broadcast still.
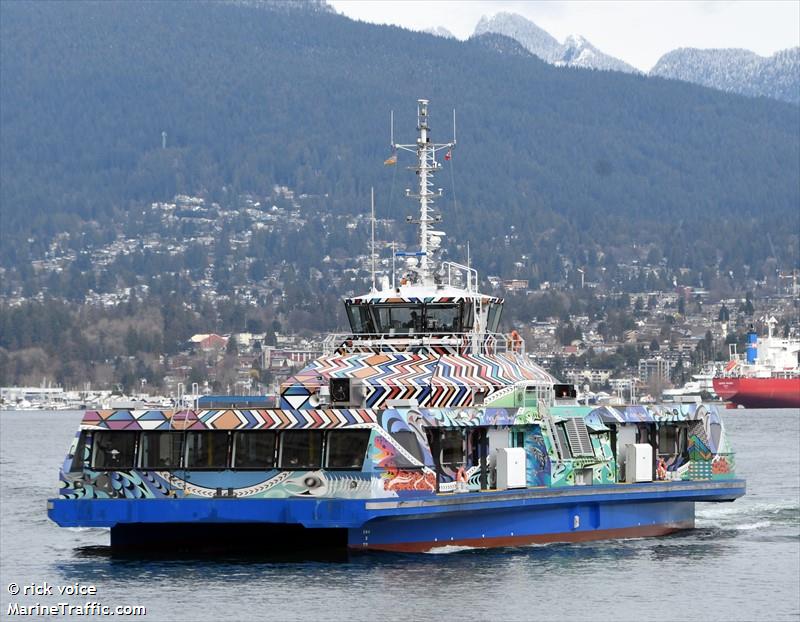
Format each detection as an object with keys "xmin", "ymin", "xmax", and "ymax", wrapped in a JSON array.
[
  {"xmin": 474, "ymin": 12, "xmax": 637, "ymax": 73},
  {"xmin": 557, "ymin": 35, "xmax": 637, "ymax": 73},
  {"xmin": 650, "ymin": 47, "xmax": 800, "ymax": 105},
  {"xmin": 474, "ymin": 13, "xmax": 562, "ymax": 62},
  {"xmin": 423, "ymin": 26, "xmax": 455, "ymax": 39}
]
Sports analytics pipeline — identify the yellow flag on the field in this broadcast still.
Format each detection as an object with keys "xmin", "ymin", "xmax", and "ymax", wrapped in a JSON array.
[{"xmin": 384, "ymin": 154, "xmax": 397, "ymax": 166}]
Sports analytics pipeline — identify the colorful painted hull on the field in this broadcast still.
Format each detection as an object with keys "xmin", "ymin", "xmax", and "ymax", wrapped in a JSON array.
[
  {"xmin": 713, "ymin": 377, "xmax": 800, "ymax": 409},
  {"xmin": 48, "ymin": 479, "xmax": 745, "ymax": 553}
]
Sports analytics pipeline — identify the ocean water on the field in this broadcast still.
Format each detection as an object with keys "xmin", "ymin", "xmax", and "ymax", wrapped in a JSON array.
[{"xmin": 1, "ymin": 409, "xmax": 798, "ymax": 622}]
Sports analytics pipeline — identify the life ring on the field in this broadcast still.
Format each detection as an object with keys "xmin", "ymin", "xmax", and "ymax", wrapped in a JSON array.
[{"xmin": 509, "ymin": 330, "xmax": 523, "ymax": 352}]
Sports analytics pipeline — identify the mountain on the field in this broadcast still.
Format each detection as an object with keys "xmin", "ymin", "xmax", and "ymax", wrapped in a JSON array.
[
  {"xmin": 423, "ymin": 26, "xmax": 455, "ymax": 39},
  {"xmin": 474, "ymin": 12, "xmax": 637, "ymax": 73},
  {"xmin": 1, "ymin": 0, "xmax": 798, "ymax": 290},
  {"xmin": 474, "ymin": 12, "xmax": 562, "ymax": 63},
  {"xmin": 557, "ymin": 35, "xmax": 637, "ymax": 73},
  {"xmin": 470, "ymin": 33, "xmax": 537, "ymax": 59},
  {"xmin": 650, "ymin": 47, "xmax": 800, "ymax": 105}
]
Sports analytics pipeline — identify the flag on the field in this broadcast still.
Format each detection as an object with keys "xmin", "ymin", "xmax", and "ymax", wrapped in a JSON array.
[
  {"xmin": 384, "ymin": 154, "xmax": 397, "ymax": 166},
  {"xmin": 444, "ymin": 150, "xmax": 452, "ymax": 161}
]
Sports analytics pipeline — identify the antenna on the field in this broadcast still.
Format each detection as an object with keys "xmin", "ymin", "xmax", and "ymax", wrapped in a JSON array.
[
  {"xmin": 393, "ymin": 99, "xmax": 455, "ymax": 286},
  {"xmin": 452, "ymin": 108, "xmax": 456, "ymax": 144},
  {"xmin": 391, "ymin": 241, "xmax": 397, "ymax": 289},
  {"xmin": 370, "ymin": 187, "xmax": 376, "ymax": 292},
  {"xmin": 390, "ymin": 110, "xmax": 394, "ymax": 147},
  {"xmin": 466, "ymin": 241, "xmax": 470, "ymax": 270}
]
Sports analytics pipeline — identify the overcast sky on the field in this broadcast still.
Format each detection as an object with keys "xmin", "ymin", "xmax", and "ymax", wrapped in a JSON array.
[{"xmin": 328, "ymin": 1, "xmax": 800, "ymax": 72}]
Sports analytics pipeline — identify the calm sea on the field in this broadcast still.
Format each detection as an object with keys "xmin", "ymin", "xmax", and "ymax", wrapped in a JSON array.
[{"xmin": 1, "ymin": 409, "xmax": 798, "ymax": 621}]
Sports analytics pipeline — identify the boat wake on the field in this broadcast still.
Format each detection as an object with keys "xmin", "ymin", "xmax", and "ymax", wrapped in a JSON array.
[{"xmin": 696, "ymin": 499, "xmax": 799, "ymax": 533}]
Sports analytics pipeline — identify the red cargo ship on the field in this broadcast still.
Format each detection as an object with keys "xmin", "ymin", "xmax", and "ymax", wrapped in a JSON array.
[
  {"xmin": 713, "ymin": 376, "xmax": 800, "ymax": 408},
  {"xmin": 713, "ymin": 319, "xmax": 800, "ymax": 409}
]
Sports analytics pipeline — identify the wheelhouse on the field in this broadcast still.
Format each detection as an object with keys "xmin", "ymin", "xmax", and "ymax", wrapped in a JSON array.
[{"xmin": 344, "ymin": 295, "xmax": 503, "ymax": 336}]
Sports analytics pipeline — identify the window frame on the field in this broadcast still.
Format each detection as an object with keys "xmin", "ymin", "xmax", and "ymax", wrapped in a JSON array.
[
  {"xmin": 324, "ymin": 429, "xmax": 371, "ymax": 470},
  {"xmin": 345, "ymin": 303, "xmax": 376, "ymax": 334},
  {"xmin": 90, "ymin": 431, "xmax": 138, "ymax": 471},
  {"xmin": 183, "ymin": 430, "xmax": 231, "ymax": 471},
  {"xmin": 231, "ymin": 431, "xmax": 278, "ymax": 470},
  {"xmin": 486, "ymin": 302, "xmax": 503, "ymax": 333},
  {"xmin": 279, "ymin": 430, "xmax": 324, "ymax": 470},
  {"xmin": 139, "ymin": 431, "xmax": 185, "ymax": 470},
  {"xmin": 69, "ymin": 431, "xmax": 88, "ymax": 472},
  {"xmin": 371, "ymin": 304, "xmax": 424, "ymax": 335},
  {"xmin": 440, "ymin": 429, "xmax": 465, "ymax": 467},
  {"xmin": 423, "ymin": 303, "xmax": 463, "ymax": 334}
]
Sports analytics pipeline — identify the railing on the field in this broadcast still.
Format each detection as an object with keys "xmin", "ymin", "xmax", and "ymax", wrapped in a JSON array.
[
  {"xmin": 322, "ymin": 331, "xmax": 525, "ymax": 356},
  {"xmin": 441, "ymin": 261, "xmax": 478, "ymax": 292}
]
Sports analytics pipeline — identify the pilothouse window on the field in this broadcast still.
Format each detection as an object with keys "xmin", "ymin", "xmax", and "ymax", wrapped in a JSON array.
[
  {"xmin": 425, "ymin": 304, "xmax": 462, "ymax": 333},
  {"xmin": 346, "ymin": 304, "xmax": 375, "ymax": 334},
  {"xmin": 486, "ymin": 302, "xmax": 503, "ymax": 333},
  {"xmin": 373, "ymin": 305, "xmax": 423, "ymax": 334}
]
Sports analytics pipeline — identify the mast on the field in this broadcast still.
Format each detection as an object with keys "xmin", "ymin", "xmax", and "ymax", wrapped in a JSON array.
[
  {"xmin": 393, "ymin": 99, "xmax": 455, "ymax": 286},
  {"xmin": 370, "ymin": 187, "xmax": 376, "ymax": 292}
]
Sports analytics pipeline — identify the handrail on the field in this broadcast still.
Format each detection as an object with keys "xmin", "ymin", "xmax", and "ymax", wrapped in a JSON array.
[
  {"xmin": 441, "ymin": 261, "xmax": 478, "ymax": 292},
  {"xmin": 322, "ymin": 331, "xmax": 524, "ymax": 356}
]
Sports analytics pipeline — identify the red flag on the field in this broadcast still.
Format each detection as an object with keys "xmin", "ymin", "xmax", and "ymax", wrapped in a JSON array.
[{"xmin": 444, "ymin": 150, "xmax": 451, "ymax": 161}]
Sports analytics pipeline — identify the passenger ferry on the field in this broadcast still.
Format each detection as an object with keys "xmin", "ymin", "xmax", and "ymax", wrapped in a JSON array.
[{"xmin": 48, "ymin": 100, "xmax": 745, "ymax": 553}]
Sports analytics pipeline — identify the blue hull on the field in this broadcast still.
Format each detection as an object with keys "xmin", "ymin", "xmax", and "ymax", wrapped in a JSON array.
[{"xmin": 48, "ymin": 479, "xmax": 745, "ymax": 552}]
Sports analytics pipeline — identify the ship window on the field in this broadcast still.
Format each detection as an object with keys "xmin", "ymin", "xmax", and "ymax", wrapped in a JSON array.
[
  {"xmin": 487, "ymin": 302, "xmax": 503, "ymax": 333},
  {"xmin": 69, "ymin": 432, "xmax": 88, "ymax": 472},
  {"xmin": 709, "ymin": 422, "xmax": 722, "ymax": 451},
  {"xmin": 658, "ymin": 425, "xmax": 678, "ymax": 455},
  {"xmin": 390, "ymin": 430, "xmax": 425, "ymax": 465},
  {"xmin": 140, "ymin": 432, "xmax": 184, "ymax": 469},
  {"xmin": 325, "ymin": 430, "xmax": 371, "ymax": 469},
  {"xmin": 440, "ymin": 429, "xmax": 464, "ymax": 466},
  {"xmin": 462, "ymin": 302, "xmax": 474, "ymax": 332},
  {"xmin": 346, "ymin": 304, "xmax": 375, "ymax": 334},
  {"xmin": 280, "ymin": 430, "xmax": 323, "ymax": 469},
  {"xmin": 425, "ymin": 304, "xmax": 462, "ymax": 333},
  {"xmin": 184, "ymin": 431, "xmax": 230, "ymax": 470},
  {"xmin": 232, "ymin": 431, "xmax": 277, "ymax": 469},
  {"xmin": 373, "ymin": 305, "xmax": 423, "ymax": 334},
  {"xmin": 91, "ymin": 431, "xmax": 137, "ymax": 470}
]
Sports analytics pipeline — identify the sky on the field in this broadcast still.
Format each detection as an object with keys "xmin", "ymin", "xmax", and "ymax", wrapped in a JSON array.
[{"xmin": 328, "ymin": 1, "xmax": 800, "ymax": 72}]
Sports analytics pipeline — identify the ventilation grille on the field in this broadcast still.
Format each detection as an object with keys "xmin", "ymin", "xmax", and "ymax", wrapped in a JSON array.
[{"xmin": 564, "ymin": 418, "xmax": 594, "ymax": 457}]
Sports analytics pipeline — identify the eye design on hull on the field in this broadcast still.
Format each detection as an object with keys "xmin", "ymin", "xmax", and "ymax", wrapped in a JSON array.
[{"xmin": 304, "ymin": 475, "xmax": 323, "ymax": 489}]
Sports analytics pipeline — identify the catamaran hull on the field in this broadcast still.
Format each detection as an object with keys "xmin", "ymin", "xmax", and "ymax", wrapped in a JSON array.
[{"xmin": 48, "ymin": 479, "xmax": 744, "ymax": 553}]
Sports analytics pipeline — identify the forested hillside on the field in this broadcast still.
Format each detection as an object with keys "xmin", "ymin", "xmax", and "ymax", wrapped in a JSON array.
[{"xmin": 1, "ymin": 0, "xmax": 798, "ymax": 280}]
